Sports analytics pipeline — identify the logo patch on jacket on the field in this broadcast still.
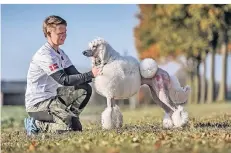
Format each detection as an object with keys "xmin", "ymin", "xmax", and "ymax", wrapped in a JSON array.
[{"xmin": 49, "ymin": 63, "xmax": 59, "ymax": 71}]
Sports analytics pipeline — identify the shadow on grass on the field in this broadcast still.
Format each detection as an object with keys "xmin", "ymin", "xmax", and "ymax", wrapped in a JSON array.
[
  {"xmin": 194, "ymin": 122, "xmax": 231, "ymax": 128},
  {"xmin": 114, "ymin": 124, "xmax": 164, "ymax": 134}
]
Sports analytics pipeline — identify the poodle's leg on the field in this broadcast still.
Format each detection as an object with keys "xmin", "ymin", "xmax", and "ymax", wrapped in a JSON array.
[
  {"xmin": 163, "ymin": 112, "xmax": 174, "ymax": 129},
  {"xmin": 158, "ymin": 90, "xmax": 189, "ymax": 128},
  {"xmin": 142, "ymin": 78, "xmax": 177, "ymax": 128},
  {"xmin": 101, "ymin": 97, "xmax": 114, "ymax": 129},
  {"xmin": 142, "ymin": 77, "xmax": 177, "ymax": 113},
  {"xmin": 111, "ymin": 99, "xmax": 123, "ymax": 128},
  {"xmin": 169, "ymin": 75, "xmax": 191, "ymax": 105},
  {"xmin": 171, "ymin": 105, "xmax": 189, "ymax": 128},
  {"xmin": 148, "ymin": 84, "xmax": 176, "ymax": 113},
  {"xmin": 142, "ymin": 74, "xmax": 189, "ymax": 129},
  {"xmin": 146, "ymin": 85, "xmax": 175, "ymax": 129},
  {"xmin": 159, "ymin": 84, "xmax": 189, "ymax": 128},
  {"xmin": 150, "ymin": 86, "xmax": 188, "ymax": 128}
]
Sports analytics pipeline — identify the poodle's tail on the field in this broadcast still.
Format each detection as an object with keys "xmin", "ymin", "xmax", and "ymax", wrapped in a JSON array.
[
  {"xmin": 139, "ymin": 58, "xmax": 158, "ymax": 79},
  {"xmin": 169, "ymin": 75, "xmax": 191, "ymax": 105}
]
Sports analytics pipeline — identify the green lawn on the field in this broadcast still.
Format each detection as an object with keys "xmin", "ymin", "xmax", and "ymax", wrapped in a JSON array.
[{"xmin": 1, "ymin": 103, "xmax": 231, "ymax": 153}]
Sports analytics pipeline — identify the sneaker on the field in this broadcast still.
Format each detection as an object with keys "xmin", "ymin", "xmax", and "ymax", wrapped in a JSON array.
[{"xmin": 24, "ymin": 117, "xmax": 39, "ymax": 136}]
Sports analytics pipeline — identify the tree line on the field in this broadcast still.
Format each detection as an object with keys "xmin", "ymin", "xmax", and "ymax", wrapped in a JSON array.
[{"xmin": 134, "ymin": 4, "xmax": 231, "ymax": 103}]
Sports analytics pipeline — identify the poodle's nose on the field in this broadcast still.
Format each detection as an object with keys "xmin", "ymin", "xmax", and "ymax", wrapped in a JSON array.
[
  {"xmin": 82, "ymin": 50, "xmax": 93, "ymax": 57},
  {"xmin": 82, "ymin": 50, "xmax": 88, "ymax": 56}
]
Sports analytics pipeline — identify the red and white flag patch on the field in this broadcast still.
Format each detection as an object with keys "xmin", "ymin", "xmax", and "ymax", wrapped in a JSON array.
[{"xmin": 49, "ymin": 63, "xmax": 59, "ymax": 71}]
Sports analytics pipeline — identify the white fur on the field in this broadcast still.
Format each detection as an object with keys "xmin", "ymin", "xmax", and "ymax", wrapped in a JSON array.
[
  {"xmin": 101, "ymin": 105, "xmax": 123, "ymax": 129},
  {"xmin": 94, "ymin": 56, "xmax": 141, "ymax": 99},
  {"xmin": 89, "ymin": 38, "xmax": 142, "ymax": 99},
  {"xmin": 163, "ymin": 113, "xmax": 174, "ymax": 129},
  {"xmin": 114, "ymin": 105, "xmax": 123, "ymax": 128},
  {"xmin": 163, "ymin": 105, "xmax": 189, "ymax": 129},
  {"xmin": 171, "ymin": 105, "xmax": 188, "ymax": 127},
  {"xmin": 101, "ymin": 107, "xmax": 114, "ymax": 129},
  {"xmin": 139, "ymin": 58, "xmax": 158, "ymax": 78}
]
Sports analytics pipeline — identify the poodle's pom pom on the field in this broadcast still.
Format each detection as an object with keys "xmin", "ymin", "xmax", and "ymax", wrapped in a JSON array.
[
  {"xmin": 171, "ymin": 105, "xmax": 189, "ymax": 128},
  {"xmin": 113, "ymin": 105, "xmax": 123, "ymax": 128},
  {"xmin": 139, "ymin": 58, "xmax": 158, "ymax": 79},
  {"xmin": 163, "ymin": 113, "xmax": 174, "ymax": 129},
  {"xmin": 101, "ymin": 107, "xmax": 114, "ymax": 130},
  {"xmin": 88, "ymin": 37, "xmax": 106, "ymax": 50},
  {"xmin": 101, "ymin": 106, "xmax": 122, "ymax": 130}
]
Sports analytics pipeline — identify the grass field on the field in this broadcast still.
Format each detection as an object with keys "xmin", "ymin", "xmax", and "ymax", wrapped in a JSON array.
[{"xmin": 1, "ymin": 103, "xmax": 231, "ymax": 153}]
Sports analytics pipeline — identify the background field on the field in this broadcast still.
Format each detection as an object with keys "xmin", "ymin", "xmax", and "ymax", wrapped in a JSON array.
[{"xmin": 1, "ymin": 103, "xmax": 231, "ymax": 153}]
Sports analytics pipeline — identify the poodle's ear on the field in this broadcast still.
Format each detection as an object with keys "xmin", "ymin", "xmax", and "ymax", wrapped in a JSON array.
[
  {"xmin": 91, "ymin": 57, "xmax": 96, "ymax": 67},
  {"xmin": 98, "ymin": 45, "xmax": 107, "ymax": 64},
  {"xmin": 96, "ymin": 37, "xmax": 106, "ymax": 44}
]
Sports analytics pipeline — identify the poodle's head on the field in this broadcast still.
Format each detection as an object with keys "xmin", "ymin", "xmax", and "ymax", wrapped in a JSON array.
[{"xmin": 82, "ymin": 37, "xmax": 119, "ymax": 66}]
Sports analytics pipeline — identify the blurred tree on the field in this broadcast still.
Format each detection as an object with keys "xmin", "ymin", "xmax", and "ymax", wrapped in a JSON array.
[
  {"xmin": 178, "ymin": 4, "xmax": 231, "ymax": 103},
  {"xmin": 134, "ymin": 5, "xmax": 208, "ymax": 104},
  {"xmin": 189, "ymin": 4, "xmax": 231, "ymax": 103},
  {"xmin": 206, "ymin": 29, "xmax": 218, "ymax": 104},
  {"xmin": 134, "ymin": 4, "xmax": 231, "ymax": 104},
  {"xmin": 216, "ymin": 5, "xmax": 231, "ymax": 102}
]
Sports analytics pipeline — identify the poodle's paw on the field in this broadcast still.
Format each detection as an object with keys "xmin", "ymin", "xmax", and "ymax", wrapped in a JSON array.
[
  {"xmin": 171, "ymin": 105, "xmax": 189, "ymax": 128},
  {"xmin": 163, "ymin": 113, "xmax": 174, "ymax": 129},
  {"xmin": 101, "ymin": 107, "xmax": 114, "ymax": 130},
  {"xmin": 114, "ymin": 105, "xmax": 123, "ymax": 128}
]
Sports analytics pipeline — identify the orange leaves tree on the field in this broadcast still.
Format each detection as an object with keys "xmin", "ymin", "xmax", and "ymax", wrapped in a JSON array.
[{"xmin": 134, "ymin": 4, "xmax": 231, "ymax": 103}]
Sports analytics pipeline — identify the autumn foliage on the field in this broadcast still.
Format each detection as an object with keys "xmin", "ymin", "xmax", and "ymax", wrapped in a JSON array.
[{"xmin": 134, "ymin": 4, "xmax": 231, "ymax": 61}]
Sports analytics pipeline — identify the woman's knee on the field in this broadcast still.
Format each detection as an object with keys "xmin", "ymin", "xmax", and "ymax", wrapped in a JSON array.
[
  {"xmin": 77, "ymin": 84, "xmax": 92, "ymax": 110},
  {"xmin": 77, "ymin": 83, "xmax": 92, "ymax": 96},
  {"xmin": 85, "ymin": 84, "xmax": 92, "ymax": 97}
]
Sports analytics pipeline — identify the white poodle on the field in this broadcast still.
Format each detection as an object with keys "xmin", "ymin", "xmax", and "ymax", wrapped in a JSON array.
[
  {"xmin": 82, "ymin": 38, "xmax": 190, "ymax": 130},
  {"xmin": 83, "ymin": 38, "xmax": 141, "ymax": 129}
]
